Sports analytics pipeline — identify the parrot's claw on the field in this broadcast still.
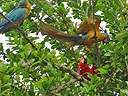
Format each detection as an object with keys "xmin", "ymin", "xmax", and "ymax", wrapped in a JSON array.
[{"xmin": 91, "ymin": 34, "xmax": 97, "ymax": 40}]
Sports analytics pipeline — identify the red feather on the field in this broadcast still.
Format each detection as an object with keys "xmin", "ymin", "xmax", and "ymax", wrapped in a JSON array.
[{"xmin": 77, "ymin": 54, "xmax": 101, "ymax": 81}]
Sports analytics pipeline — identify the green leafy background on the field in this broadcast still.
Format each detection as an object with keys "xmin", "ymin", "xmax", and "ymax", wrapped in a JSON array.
[{"xmin": 0, "ymin": 0, "xmax": 128, "ymax": 95}]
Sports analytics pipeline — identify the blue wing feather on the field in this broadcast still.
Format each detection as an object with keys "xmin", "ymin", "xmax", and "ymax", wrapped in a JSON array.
[
  {"xmin": 78, "ymin": 70, "xmax": 81, "ymax": 74},
  {"xmin": 0, "ymin": 7, "xmax": 27, "ymax": 28},
  {"xmin": 79, "ymin": 34, "xmax": 89, "ymax": 40}
]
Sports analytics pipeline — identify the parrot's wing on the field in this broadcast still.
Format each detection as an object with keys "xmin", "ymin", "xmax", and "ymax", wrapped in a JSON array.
[
  {"xmin": 77, "ymin": 17, "xmax": 101, "ymax": 35},
  {"xmin": 0, "ymin": 8, "xmax": 27, "ymax": 28},
  {"xmin": 77, "ymin": 67, "xmax": 81, "ymax": 74},
  {"xmin": 40, "ymin": 25, "xmax": 83, "ymax": 44}
]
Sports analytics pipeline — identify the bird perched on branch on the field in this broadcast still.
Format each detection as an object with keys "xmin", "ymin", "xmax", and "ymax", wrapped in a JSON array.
[
  {"xmin": 0, "ymin": 0, "xmax": 31, "ymax": 33},
  {"xmin": 40, "ymin": 17, "xmax": 110, "ymax": 52},
  {"xmin": 77, "ymin": 54, "xmax": 101, "ymax": 81}
]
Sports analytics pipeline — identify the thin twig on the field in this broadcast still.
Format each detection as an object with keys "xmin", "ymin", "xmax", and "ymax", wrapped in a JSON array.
[
  {"xmin": 50, "ymin": 78, "xmax": 76, "ymax": 95},
  {"xmin": 114, "ymin": 53, "xmax": 118, "ymax": 71},
  {"xmin": 102, "ymin": 73, "xmax": 116, "ymax": 90},
  {"xmin": 119, "ymin": 0, "xmax": 124, "ymax": 7},
  {"xmin": 107, "ymin": 0, "xmax": 122, "ymax": 31},
  {"xmin": 125, "ymin": 53, "xmax": 128, "ymax": 72},
  {"xmin": 118, "ymin": 4, "xmax": 126, "ymax": 23},
  {"xmin": 100, "ymin": 54, "xmax": 117, "ymax": 91},
  {"xmin": 33, "ymin": 0, "xmax": 64, "ymax": 29},
  {"xmin": 0, "ymin": 12, "xmax": 36, "ymax": 49},
  {"xmin": 44, "ymin": 0, "xmax": 76, "ymax": 31},
  {"xmin": 107, "ymin": 0, "xmax": 114, "ymax": 12},
  {"xmin": 71, "ymin": 47, "xmax": 78, "ymax": 63},
  {"xmin": 101, "ymin": 54, "xmax": 117, "ymax": 91},
  {"xmin": 92, "ymin": 0, "xmax": 101, "ymax": 67},
  {"xmin": 114, "ymin": 0, "xmax": 126, "ymax": 27}
]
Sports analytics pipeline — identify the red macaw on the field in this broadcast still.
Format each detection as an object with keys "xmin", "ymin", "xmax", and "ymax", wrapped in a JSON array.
[
  {"xmin": 77, "ymin": 54, "xmax": 101, "ymax": 81},
  {"xmin": 0, "ymin": 0, "xmax": 31, "ymax": 33},
  {"xmin": 40, "ymin": 17, "xmax": 110, "ymax": 52}
]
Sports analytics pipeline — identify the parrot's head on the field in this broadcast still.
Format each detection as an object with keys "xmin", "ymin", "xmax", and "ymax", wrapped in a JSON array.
[
  {"xmin": 101, "ymin": 33, "xmax": 110, "ymax": 44},
  {"xmin": 19, "ymin": 0, "xmax": 28, "ymax": 6},
  {"xmin": 103, "ymin": 37, "xmax": 110, "ymax": 44},
  {"xmin": 19, "ymin": 0, "xmax": 31, "ymax": 11},
  {"xmin": 80, "ymin": 54, "xmax": 87, "ymax": 64}
]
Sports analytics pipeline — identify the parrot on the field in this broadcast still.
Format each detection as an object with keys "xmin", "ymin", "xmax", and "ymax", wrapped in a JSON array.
[
  {"xmin": 40, "ymin": 17, "xmax": 110, "ymax": 52},
  {"xmin": 0, "ymin": 0, "xmax": 31, "ymax": 33},
  {"xmin": 77, "ymin": 54, "xmax": 101, "ymax": 81}
]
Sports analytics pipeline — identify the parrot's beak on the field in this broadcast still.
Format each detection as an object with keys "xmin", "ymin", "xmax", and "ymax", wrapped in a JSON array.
[{"xmin": 103, "ymin": 38, "xmax": 110, "ymax": 44}]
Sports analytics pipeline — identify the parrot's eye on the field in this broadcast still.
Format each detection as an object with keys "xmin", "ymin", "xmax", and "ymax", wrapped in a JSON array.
[
  {"xmin": 81, "ymin": 55, "xmax": 87, "ymax": 64},
  {"xmin": 84, "ymin": 55, "xmax": 87, "ymax": 59}
]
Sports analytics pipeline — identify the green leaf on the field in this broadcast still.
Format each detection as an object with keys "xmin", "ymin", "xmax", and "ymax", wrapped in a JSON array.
[
  {"xmin": 82, "ymin": 1, "xmax": 88, "ymax": 12},
  {"xmin": 3, "ymin": 75, "xmax": 10, "ymax": 82},
  {"xmin": 98, "ymin": 68, "xmax": 108, "ymax": 74},
  {"xmin": 48, "ymin": 77, "xmax": 54, "ymax": 85},
  {"xmin": 16, "ymin": 74, "xmax": 20, "ymax": 83},
  {"xmin": 116, "ymin": 31, "xmax": 128, "ymax": 39},
  {"xmin": 0, "ymin": 89, "xmax": 10, "ymax": 95},
  {"xmin": 0, "ymin": 0, "xmax": 128, "ymax": 95},
  {"xmin": 104, "ymin": 52, "xmax": 111, "ymax": 56},
  {"xmin": 0, "ymin": 65, "xmax": 8, "ymax": 72}
]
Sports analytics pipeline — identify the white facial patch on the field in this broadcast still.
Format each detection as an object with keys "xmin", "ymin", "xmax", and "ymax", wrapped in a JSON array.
[
  {"xmin": 84, "ymin": 55, "xmax": 87, "ymax": 59},
  {"xmin": 81, "ymin": 57, "xmax": 84, "ymax": 63}
]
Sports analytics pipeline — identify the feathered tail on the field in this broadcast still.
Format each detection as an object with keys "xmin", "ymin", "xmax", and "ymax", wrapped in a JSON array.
[{"xmin": 40, "ymin": 20, "xmax": 83, "ymax": 45}]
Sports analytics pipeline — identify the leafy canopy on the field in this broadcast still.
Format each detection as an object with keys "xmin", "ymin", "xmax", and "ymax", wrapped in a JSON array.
[{"xmin": 0, "ymin": 0, "xmax": 128, "ymax": 96}]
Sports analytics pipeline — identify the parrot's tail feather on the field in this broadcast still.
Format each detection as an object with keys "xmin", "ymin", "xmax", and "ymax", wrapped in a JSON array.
[
  {"xmin": 40, "ymin": 20, "xmax": 58, "ymax": 32},
  {"xmin": 40, "ymin": 25, "xmax": 82, "ymax": 44}
]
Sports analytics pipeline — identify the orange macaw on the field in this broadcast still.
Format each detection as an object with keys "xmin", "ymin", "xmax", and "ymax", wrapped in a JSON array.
[
  {"xmin": 0, "ymin": 0, "xmax": 31, "ymax": 33},
  {"xmin": 40, "ymin": 17, "xmax": 110, "ymax": 52},
  {"xmin": 77, "ymin": 54, "xmax": 101, "ymax": 81}
]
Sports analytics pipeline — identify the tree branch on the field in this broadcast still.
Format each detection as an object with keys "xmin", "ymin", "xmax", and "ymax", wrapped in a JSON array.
[
  {"xmin": 49, "ymin": 62, "xmax": 89, "ymax": 95},
  {"xmin": 0, "ymin": 12, "xmax": 36, "ymax": 49},
  {"xmin": 102, "ymin": 73, "xmax": 116, "ymax": 90},
  {"xmin": 115, "ymin": 0, "xmax": 126, "ymax": 26},
  {"xmin": 101, "ymin": 54, "xmax": 118, "ymax": 91},
  {"xmin": 125, "ymin": 53, "xmax": 128, "ymax": 72},
  {"xmin": 92, "ymin": 0, "xmax": 101, "ymax": 67},
  {"xmin": 50, "ymin": 78, "xmax": 76, "ymax": 95},
  {"xmin": 114, "ymin": 53, "xmax": 118, "ymax": 71},
  {"xmin": 52, "ymin": 62, "xmax": 89, "ymax": 82},
  {"xmin": 33, "ymin": 0, "xmax": 64, "ymax": 28},
  {"xmin": 119, "ymin": 0, "xmax": 124, "ymax": 7},
  {"xmin": 71, "ymin": 47, "xmax": 78, "ymax": 63}
]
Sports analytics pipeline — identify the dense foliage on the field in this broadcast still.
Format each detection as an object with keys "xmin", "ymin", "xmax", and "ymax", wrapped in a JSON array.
[{"xmin": 0, "ymin": 0, "xmax": 128, "ymax": 95}]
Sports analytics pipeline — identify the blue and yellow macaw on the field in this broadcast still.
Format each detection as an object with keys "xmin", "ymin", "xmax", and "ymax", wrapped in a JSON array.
[
  {"xmin": 0, "ymin": 0, "xmax": 31, "ymax": 33},
  {"xmin": 40, "ymin": 17, "xmax": 110, "ymax": 52},
  {"xmin": 77, "ymin": 17, "xmax": 110, "ymax": 52}
]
